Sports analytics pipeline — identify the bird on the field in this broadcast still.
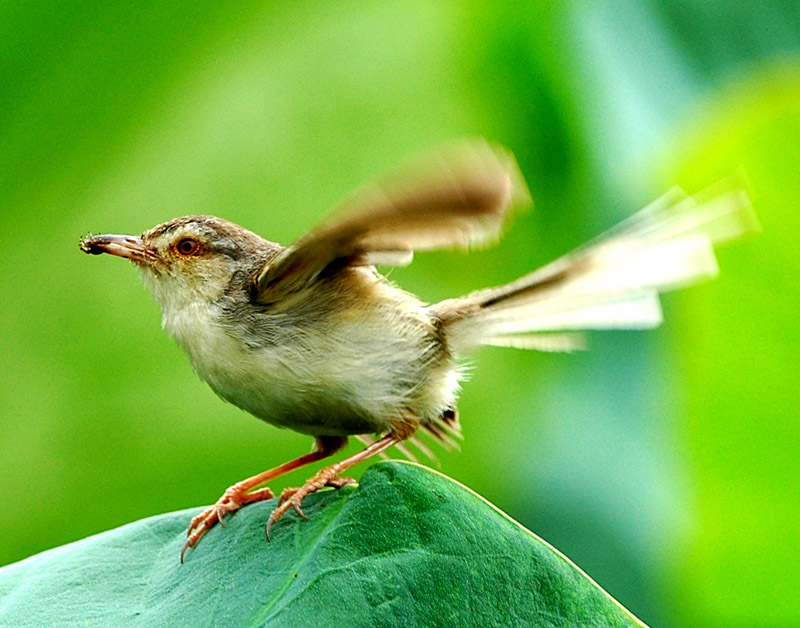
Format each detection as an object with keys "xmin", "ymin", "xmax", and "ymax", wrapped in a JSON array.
[{"xmin": 79, "ymin": 139, "xmax": 757, "ymax": 561}]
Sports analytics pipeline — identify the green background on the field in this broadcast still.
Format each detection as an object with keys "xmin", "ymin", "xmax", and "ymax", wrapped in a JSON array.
[{"xmin": 1, "ymin": 2, "xmax": 798, "ymax": 627}]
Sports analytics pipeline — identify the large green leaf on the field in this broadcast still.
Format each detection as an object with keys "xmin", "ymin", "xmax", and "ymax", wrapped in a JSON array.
[{"xmin": 0, "ymin": 462, "xmax": 646, "ymax": 627}]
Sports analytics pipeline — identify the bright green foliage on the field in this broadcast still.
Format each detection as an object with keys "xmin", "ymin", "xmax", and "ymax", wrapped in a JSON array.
[
  {"xmin": 661, "ymin": 73, "xmax": 800, "ymax": 627},
  {"xmin": 0, "ymin": 462, "xmax": 646, "ymax": 628}
]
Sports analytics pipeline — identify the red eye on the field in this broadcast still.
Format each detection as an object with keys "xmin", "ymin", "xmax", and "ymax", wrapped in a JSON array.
[{"xmin": 176, "ymin": 238, "xmax": 200, "ymax": 256}]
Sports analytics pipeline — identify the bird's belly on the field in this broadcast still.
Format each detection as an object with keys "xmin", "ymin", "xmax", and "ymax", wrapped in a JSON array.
[
  {"xmin": 190, "ymin": 337, "xmax": 382, "ymax": 435},
  {"xmin": 164, "ymin": 301, "xmax": 458, "ymax": 437},
  {"xmin": 203, "ymin": 352, "xmax": 385, "ymax": 436}
]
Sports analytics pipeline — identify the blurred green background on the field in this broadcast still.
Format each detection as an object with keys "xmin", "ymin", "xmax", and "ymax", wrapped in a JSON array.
[{"xmin": 1, "ymin": 1, "xmax": 798, "ymax": 626}]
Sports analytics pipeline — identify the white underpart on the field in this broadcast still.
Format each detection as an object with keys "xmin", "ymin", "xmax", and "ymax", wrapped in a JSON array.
[{"xmin": 144, "ymin": 270, "xmax": 456, "ymax": 435}]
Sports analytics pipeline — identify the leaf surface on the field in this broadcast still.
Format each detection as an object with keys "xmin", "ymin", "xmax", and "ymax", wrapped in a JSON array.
[{"xmin": 0, "ymin": 462, "xmax": 647, "ymax": 627}]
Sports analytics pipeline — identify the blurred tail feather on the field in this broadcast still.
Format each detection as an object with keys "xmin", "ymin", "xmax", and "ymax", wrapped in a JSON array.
[{"xmin": 435, "ymin": 181, "xmax": 758, "ymax": 352}]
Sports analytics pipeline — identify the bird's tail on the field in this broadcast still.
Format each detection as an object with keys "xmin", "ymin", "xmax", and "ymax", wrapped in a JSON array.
[{"xmin": 432, "ymin": 181, "xmax": 758, "ymax": 353}]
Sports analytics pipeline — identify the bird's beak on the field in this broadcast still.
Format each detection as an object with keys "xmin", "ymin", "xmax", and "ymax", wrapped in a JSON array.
[{"xmin": 79, "ymin": 234, "xmax": 157, "ymax": 265}]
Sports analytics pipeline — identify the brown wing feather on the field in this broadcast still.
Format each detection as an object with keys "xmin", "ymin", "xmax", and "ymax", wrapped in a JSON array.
[{"xmin": 251, "ymin": 139, "xmax": 529, "ymax": 304}]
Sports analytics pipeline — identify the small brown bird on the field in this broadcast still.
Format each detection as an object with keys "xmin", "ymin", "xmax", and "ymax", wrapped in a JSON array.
[{"xmin": 80, "ymin": 139, "xmax": 756, "ymax": 561}]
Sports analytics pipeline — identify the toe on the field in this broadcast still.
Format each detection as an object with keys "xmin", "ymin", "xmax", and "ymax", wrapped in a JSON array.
[{"xmin": 277, "ymin": 486, "xmax": 299, "ymax": 506}]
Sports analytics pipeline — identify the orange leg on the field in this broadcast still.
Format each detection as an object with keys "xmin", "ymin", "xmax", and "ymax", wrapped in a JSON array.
[
  {"xmin": 266, "ymin": 432, "xmax": 403, "ymax": 539},
  {"xmin": 181, "ymin": 435, "xmax": 346, "ymax": 562}
]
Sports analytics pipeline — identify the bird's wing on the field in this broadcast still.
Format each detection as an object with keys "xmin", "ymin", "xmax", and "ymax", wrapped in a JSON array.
[{"xmin": 251, "ymin": 139, "xmax": 529, "ymax": 304}]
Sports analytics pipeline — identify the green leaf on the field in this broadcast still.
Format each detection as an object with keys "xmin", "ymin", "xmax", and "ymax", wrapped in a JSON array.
[{"xmin": 0, "ymin": 462, "xmax": 647, "ymax": 627}]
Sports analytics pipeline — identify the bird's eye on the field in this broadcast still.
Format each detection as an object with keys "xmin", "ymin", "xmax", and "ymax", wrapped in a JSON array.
[{"xmin": 175, "ymin": 238, "xmax": 200, "ymax": 256}]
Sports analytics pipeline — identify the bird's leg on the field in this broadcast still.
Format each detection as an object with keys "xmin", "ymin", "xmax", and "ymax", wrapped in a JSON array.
[
  {"xmin": 181, "ymin": 435, "xmax": 346, "ymax": 561},
  {"xmin": 266, "ymin": 414, "xmax": 418, "ymax": 539}
]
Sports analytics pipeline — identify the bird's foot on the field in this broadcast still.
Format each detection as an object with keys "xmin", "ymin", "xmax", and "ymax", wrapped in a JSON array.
[
  {"xmin": 266, "ymin": 472, "xmax": 356, "ymax": 539},
  {"xmin": 181, "ymin": 484, "xmax": 275, "ymax": 562}
]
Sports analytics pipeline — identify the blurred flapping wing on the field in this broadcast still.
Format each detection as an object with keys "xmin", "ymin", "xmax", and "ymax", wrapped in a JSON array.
[{"xmin": 251, "ymin": 139, "xmax": 529, "ymax": 304}]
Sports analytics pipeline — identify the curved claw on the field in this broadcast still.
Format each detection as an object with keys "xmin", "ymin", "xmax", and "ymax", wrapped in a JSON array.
[
  {"xmin": 293, "ymin": 502, "xmax": 309, "ymax": 520},
  {"xmin": 265, "ymin": 507, "xmax": 285, "ymax": 542},
  {"xmin": 180, "ymin": 540, "xmax": 193, "ymax": 564}
]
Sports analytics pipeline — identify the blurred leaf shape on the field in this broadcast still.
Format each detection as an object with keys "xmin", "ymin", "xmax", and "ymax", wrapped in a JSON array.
[{"xmin": 0, "ymin": 462, "xmax": 647, "ymax": 627}]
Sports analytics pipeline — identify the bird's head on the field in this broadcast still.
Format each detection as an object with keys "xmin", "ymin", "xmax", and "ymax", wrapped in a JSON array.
[{"xmin": 80, "ymin": 216, "xmax": 279, "ymax": 311}]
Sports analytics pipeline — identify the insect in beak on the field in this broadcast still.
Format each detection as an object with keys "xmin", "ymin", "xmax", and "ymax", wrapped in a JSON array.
[{"xmin": 80, "ymin": 234, "xmax": 157, "ymax": 265}]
